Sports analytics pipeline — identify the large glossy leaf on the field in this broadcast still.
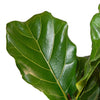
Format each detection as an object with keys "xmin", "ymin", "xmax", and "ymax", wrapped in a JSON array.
[
  {"xmin": 76, "ymin": 9, "xmax": 100, "ymax": 99},
  {"xmin": 6, "ymin": 11, "xmax": 77, "ymax": 100}
]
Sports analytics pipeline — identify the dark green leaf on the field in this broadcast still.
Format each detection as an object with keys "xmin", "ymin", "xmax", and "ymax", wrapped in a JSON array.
[
  {"xmin": 76, "ymin": 9, "xmax": 100, "ymax": 99},
  {"xmin": 6, "ymin": 11, "xmax": 77, "ymax": 100},
  {"xmin": 76, "ymin": 56, "xmax": 89, "ymax": 82},
  {"xmin": 80, "ymin": 66, "xmax": 100, "ymax": 100}
]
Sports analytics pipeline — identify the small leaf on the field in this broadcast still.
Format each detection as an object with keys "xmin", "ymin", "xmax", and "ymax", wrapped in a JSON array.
[{"xmin": 6, "ymin": 11, "xmax": 77, "ymax": 100}]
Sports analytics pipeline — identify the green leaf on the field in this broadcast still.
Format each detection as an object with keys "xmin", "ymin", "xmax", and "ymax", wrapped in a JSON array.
[
  {"xmin": 76, "ymin": 56, "xmax": 89, "ymax": 82},
  {"xmin": 6, "ymin": 11, "xmax": 77, "ymax": 100},
  {"xmin": 76, "ymin": 9, "xmax": 100, "ymax": 99},
  {"xmin": 76, "ymin": 56, "xmax": 100, "ymax": 100},
  {"xmin": 80, "ymin": 66, "xmax": 100, "ymax": 100}
]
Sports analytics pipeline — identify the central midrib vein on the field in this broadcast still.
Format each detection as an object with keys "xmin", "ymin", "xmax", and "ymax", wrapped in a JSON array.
[{"xmin": 25, "ymin": 23, "xmax": 68, "ymax": 100}]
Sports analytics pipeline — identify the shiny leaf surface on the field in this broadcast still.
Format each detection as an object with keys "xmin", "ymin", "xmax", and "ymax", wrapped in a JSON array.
[
  {"xmin": 6, "ymin": 5, "xmax": 100, "ymax": 100},
  {"xmin": 6, "ymin": 11, "xmax": 77, "ymax": 100}
]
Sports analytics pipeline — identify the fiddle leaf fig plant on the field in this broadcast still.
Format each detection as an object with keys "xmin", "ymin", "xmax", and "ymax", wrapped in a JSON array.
[{"xmin": 6, "ymin": 5, "xmax": 100, "ymax": 100}]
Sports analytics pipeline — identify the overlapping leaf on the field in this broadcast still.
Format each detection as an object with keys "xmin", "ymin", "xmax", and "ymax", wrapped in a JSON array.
[
  {"xmin": 80, "ymin": 66, "xmax": 100, "ymax": 100},
  {"xmin": 76, "ymin": 10, "xmax": 100, "ymax": 99}
]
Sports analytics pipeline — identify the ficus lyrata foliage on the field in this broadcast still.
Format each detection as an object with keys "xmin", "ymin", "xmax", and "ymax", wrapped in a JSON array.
[{"xmin": 6, "ymin": 5, "xmax": 100, "ymax": 100}]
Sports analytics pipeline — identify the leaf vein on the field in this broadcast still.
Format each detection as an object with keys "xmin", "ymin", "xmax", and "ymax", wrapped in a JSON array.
[
  {"xmin": 13, "ymin": 24, "xmax": 40, "ymax": 52},
  {"xmin": 7, "ymin": 36, "xmax": 50, "ymax": 71},
  {"xmin": 25, "ymin": 21, "xmax": 68, "ymax": 100}
]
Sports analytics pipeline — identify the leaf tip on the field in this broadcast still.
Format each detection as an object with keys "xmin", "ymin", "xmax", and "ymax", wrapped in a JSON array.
[{"xmin": 42, "ymin": 11, "xmax": 52, "ymax": 16}]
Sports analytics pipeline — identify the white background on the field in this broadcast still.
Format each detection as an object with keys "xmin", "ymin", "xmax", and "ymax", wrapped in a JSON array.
[{"xmin": 0, "ymin": 0, "xmax": 100, "ymax": 100}]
